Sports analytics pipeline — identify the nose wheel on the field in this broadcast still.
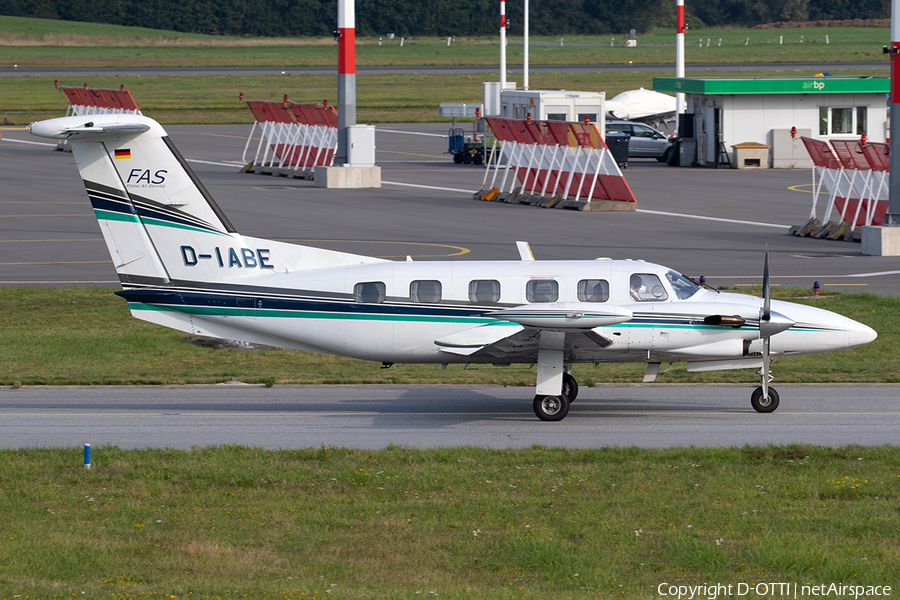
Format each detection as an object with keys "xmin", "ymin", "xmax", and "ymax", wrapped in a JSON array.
[
  {"xmin": 751, "ymin": 386, "xmax": 780, "ymax": 413},
  {"xmin": 534, "ymin": 393, "xmax": 570, "ymax": 421}
]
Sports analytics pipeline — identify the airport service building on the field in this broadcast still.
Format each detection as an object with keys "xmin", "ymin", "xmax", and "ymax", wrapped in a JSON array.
[{"xmin": 653, "ymin": 76, "xmax": 889, "ymax": 169}]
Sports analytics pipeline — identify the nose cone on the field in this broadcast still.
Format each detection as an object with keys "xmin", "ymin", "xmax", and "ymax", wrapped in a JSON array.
[{"xmin": 846, "ymin": 318, "xmax": 877, "ymax": 349}]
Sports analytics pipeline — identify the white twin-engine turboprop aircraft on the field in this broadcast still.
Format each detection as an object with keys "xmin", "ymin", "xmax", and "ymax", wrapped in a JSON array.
[{"xmin": 30, "ymin": 115, "xmax": 877, "ymax": 421}]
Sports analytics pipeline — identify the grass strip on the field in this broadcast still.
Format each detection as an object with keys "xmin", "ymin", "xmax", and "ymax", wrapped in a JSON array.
[
  {"xmin": 0, "ymin": 444, "xmax": 897, "ymax": 599},
  {"xmin": 0, "ymin": 17, "xmax": 891, "ymax": 67},
  {"xmin": 0, "ymin": 68, "xmax": 888, "ymax": 126},
  {"xmin": 0, "ymin": 287, "xmax": 894, "ymax": 387}
]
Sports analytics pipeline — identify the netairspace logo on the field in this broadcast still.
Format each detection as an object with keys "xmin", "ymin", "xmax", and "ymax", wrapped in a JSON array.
[{"xmin": 657, "ymin": 582, "xmax": 892, "ymax": 599}]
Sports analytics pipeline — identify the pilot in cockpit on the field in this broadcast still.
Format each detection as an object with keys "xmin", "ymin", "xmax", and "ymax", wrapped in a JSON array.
[{"xmin": 629, "ymin": 274, "xmax": 643, "ymax": 302}]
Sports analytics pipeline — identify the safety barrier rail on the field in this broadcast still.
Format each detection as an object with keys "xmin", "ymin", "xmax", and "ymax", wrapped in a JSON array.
[
  {"xmin": 58, "ymin": 82, "xmax": 141, "ymax": 117},
  {"xmin": 794, "ymin": 136, "xmax": 888, "ymax": 240},
  {"xmin": 241, "ymin": 97, "xmax": 338, "ymax": 178},
  {"xmin": 475, "ymin": 117, "xmax": 635, "ymax": 209}
]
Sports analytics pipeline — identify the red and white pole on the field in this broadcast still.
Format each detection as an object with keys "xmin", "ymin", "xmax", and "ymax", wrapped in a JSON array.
[
  {"xmin": 523, "ymin": 0, "xmax": 529, "ymax": 90},
  {"xmin": 500, "ymin": 0, "xmax": 507, "ymax": 90},
  {"xmin": 676, "ymin": 0, "xmax": 685, "ymax": 118},
  {"xmin": 888, "ymin": 0, "xmax": 900, "ymax": 224},
  {"xmin": 337, "ymin": 0, "xmax": 356, "ymax": 165}
]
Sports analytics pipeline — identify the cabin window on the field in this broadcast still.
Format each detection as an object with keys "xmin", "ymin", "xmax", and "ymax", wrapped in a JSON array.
[
  {"xmin": 629, "ymin": 273, "xmax": 668, "ymax": 302},
  {"xmin": 577, "ymin": 279, "xmax": 609, "ymax": 302},
  {"xmin": 410, "ymin": 280, "xmax": 442, "ymax": 303},
  {"xmin": 468, "ymin": 279, "xmax": 501, "ymax": 304},
  {"xmin": 526, "ymin": 279, "xmax": 559, "ymax": 303},
  {"xmin": 354, "ymin": 281, "xmax": 386, "ymax": 304}
]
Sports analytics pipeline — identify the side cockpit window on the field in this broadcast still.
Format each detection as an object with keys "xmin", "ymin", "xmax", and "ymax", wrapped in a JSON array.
[
  {"xmin": 354, "ymin": 281, "xmax": 386, "ymax": 304},
  {"xmin": 525, "ymin": 279, "xmax": 558, "ymax": 303},
  {"xmin": 665, "ymin": 270, "xmax": 702, "ymax": 300},
  {"xmin": 629, "ymin": 273, "xmax": 668, "ymax": 302},
  {"xmin": 577, "ymin": 279, "xmax": 609, "ymax": 302},
  {"xmin": 410, "ymin": 280, "xmax": 442, "ymax": 303},
  {"xmin": 468, "ymin": 280, "xmax": 501, "ymax": 304}
]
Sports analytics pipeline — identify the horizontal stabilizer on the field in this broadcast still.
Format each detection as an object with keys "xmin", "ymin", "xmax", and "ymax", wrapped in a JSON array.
[{"xmin": 30, "ymin": 119, "xmax": 151, "ymax": 139}]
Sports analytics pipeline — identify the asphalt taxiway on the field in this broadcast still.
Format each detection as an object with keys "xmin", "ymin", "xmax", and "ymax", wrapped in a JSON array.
[
  {"xmin": 2, "ymin": 122, "xmax": 900, "ymax": 294},
  {"xmin": 2, "ymin": 384, "xmax": 898, "ymax": 449}
]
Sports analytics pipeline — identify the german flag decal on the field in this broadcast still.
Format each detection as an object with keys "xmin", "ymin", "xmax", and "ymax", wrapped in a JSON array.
[{"xmin": 114, "ymin": 149, "xmax": 131, "ymax": 159}]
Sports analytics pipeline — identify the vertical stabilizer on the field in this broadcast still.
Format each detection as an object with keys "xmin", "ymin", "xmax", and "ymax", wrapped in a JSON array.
[{"xmin": 30, "ymin": 115, "xmax": 387, "ymax": 287}]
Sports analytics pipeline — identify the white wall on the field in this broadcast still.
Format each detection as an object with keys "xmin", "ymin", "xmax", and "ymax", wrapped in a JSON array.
[{"xmin": 688, "ymin": 93, "xmax": 887, "ymax": 167}]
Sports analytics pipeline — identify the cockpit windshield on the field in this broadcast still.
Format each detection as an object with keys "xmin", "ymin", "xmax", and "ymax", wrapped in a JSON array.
[{"xmin": 665, "ymin": 270, "xmax": 702, "ymax": 300}]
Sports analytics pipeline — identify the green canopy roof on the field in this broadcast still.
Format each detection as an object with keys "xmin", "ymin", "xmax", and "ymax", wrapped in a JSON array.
[{"xmin": 653, "ymin": 76, "xmax": 888, "ymax": 95}]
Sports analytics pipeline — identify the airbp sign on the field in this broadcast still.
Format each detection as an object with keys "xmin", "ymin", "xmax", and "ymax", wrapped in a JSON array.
[{"xmin": 803, "ymin": 80, "xmax": 826, "ymax": 91}]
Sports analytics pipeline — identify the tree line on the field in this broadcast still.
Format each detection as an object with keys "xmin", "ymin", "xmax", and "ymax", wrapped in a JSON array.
[{"xmin": 0, "ymin": 0, "xmax": 890, "ymax": 38}]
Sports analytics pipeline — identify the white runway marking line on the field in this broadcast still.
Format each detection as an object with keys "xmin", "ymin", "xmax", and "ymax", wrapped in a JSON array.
[
  {"xmin": 635, "ymin": 208, "xmax": 790, "ymax": 230},
  {"xmin": 382, "ymin": 181, "xmax": 482, "ymax": 194},
  {"xmin": 186, "ymin": 158, "xmax": 241, "ymax": 167},
  {"xmin": 1, "ymin": 138, "xmax": 55, "ymax": 146},
  {"xmin": 375, "ymin": 129, "xmax": 448, "ymax": 138},
  {"xmin": 380, "ymin": 181, "xmax": 792, "ymax": 229}
]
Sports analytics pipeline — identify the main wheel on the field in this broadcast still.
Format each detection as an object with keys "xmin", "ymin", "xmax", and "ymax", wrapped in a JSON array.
[
  {"xmin": 562, "ymin": 373, "xmax": 579, "ymax": 403},
  {"xmin": 453, "ymin": 153, "xmax": 464, "ymax": 164},
  {"xmin": 534, "ymin": 394, "xmax": 570, "ymax": 421},
  {"xmin": 473, "ymin": 152, "xmax": 484, "ymax": 165},
  {"xmin": 750, "ymin": 386, "xmax": 780, "ymax": 413}
]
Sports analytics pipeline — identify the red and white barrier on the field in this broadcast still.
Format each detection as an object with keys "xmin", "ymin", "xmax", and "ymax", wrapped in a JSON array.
[
  {"xmin": 479, "ymin": 117, "xmax": 635, "ymax": 208},
  {"xmin": 799, "ymin": 136, "xmax": 889, "ymax": 238},
  {"xmin": 58, "ymin": 83, "xmax": 141, "ymax": 117},
  {"xmin": 830, "ymin": 139, "xmax": 889, "ymax": 227},
  {"xmin": 242, "ymin": 98, "xmax": 338, "ymax": 177}
]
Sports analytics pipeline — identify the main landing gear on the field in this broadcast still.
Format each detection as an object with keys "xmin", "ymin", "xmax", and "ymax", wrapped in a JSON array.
[
  {"xmin": 534, "ymin": 393, "xmax": 569, "ymax": 421},
  {"xmin": 533, "ymin": 372, "xmax": 579, "ymax": 421}
]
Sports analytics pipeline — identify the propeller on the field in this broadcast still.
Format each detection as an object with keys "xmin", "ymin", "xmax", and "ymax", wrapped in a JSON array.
[
  {"xmin": 757, "ymin": 248, "xmax": 794, "ymax": 402},
  {"xmin": 761, "ymin": 248, "xmax": 772, "ymax": 401}
]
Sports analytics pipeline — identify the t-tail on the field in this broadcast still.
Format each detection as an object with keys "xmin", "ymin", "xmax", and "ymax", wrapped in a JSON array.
[{"xmin": 29, "ymin": 114, "xmax": 385, "ymax": 289}]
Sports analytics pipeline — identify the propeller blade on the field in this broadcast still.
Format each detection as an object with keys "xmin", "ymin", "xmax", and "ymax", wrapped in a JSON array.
[
  {"xmin": 762, "ymin": 247, "xmax": 771, "ymax": 323},
  {"xmin": 759, "ymin": 246, "xmax": 776, "ymax": 402}
]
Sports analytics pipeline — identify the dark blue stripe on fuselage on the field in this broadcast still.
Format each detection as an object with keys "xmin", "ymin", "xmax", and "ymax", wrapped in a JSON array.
[
  {"xmin": 89, "ymin": 195, "xmax": 135, "ymax": 215},
  {"xmin": 117, "ymin": 289, "xmax": 490, "ymax": 318}
]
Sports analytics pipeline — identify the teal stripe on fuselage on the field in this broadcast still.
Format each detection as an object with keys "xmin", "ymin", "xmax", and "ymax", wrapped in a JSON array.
[
  {"xmin": 126, "ymin": 302, "xmax": 511, "ymax": 325},
  {"xmin": 95, "ymin": 208, "xmax": 226, "ymax": 236},
  {"xmin": 140, "ymin": 215, "xmax": 229, "ymax": 236},
  {"xmin": 94, "ymin": 208, "xmax": 140, "ymax": 224}
]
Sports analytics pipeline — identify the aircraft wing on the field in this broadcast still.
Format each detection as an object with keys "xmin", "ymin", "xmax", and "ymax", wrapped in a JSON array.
[{"xmin": 434, "ymin": 303, "xmax": 629, "ymax": 359}]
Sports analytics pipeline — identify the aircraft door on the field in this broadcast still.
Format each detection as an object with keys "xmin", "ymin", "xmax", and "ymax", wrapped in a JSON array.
[{"xmin": 627, "ymin": 273, "xmax": 670, "ymax": 355}]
